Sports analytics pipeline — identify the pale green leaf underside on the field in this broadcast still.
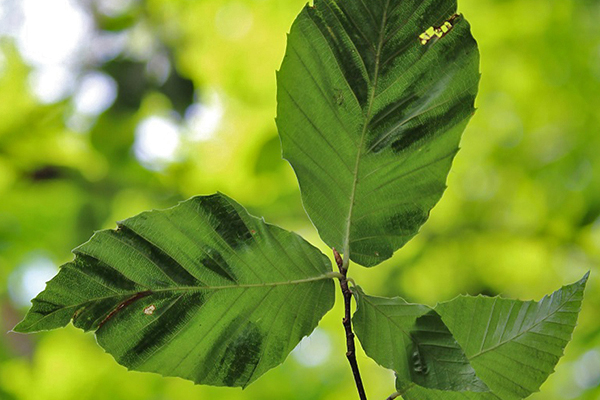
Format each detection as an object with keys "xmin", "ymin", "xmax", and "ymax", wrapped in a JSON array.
[
  {"xmin": 277, "ymin": 0, "xmax": 480, "ymax": 267},
  {"xmin": 396, "ymin": 273, "xmax": 589, "ymax": 399},
  {"xmin": 15, "ymin": 194, "xmax": 336, "ymax": 388},
  {"xmin": 352, "ymin": 287, "xmax": 488, "ymax": 392}
]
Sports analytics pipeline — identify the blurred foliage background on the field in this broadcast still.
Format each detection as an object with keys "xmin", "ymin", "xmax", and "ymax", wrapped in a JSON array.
[{"xmin": 0, "ymin": 0, "xmax": 599, "ymax": 399}]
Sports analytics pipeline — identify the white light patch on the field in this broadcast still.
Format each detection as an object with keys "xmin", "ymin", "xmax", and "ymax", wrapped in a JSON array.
[
  {"xmin": 17, "ymin": 0, "xmax": 92, "ymax": 67},
  {"xmin": 89, "ymin": 31, "xmax": 128, "ymax": 64},
  {"xmin": 16, "ymin": 0, "xmax": 92, "ymax": 103},
  {"xmin": 96, "ymin": 0, "xmax": 137, "ymax": 17},
  {"xmin": 146, "ymin": 53, "xmax": 171, "ymax": 85},
  {"xmin": 8, "ymin": 255, "xmax": 58, "ymax": 308},
  {"xmin": 574, "ymin": 350, "xmax": 600, "ymax": 389},
  {"xmin": 0, "ymin": 2, "xmax": 6, "ymax": 35},
  {"xmin": 134, "ymin": 116, "xmax": 181, "ymax": 170},
  {"xmin": 29, "ymin": 65, "xmax": 76, "ymax": 104},
  {"xmin": 0, "ymin": 0, "xmax": 22, "ymax": 38},
  {"xmin": 73, "ymin": 71, "xmax": 118, "ymax": 116},
  {"xmin": 185, "ymin": 91, "xmax": 224, "ymax": 142},
  {"xmin": 292, "ymin": 328, "xmax": 332, "ymax": 367}
]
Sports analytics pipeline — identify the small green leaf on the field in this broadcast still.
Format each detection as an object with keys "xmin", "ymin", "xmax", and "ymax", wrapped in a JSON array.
[
  {"xmin": 396, "ymin": 273, "xmax": 589, "ymax": 399},
  {"xmin": 277, "ymin": 0, "xmax": 480, "ymax": 267},
  {"xmin": 352, "ymin": 286, "xmax": 488, "ymax": 392},
  {"xmin": 14, "ymin": 194, "xmax": 336, "ymax": 388}
]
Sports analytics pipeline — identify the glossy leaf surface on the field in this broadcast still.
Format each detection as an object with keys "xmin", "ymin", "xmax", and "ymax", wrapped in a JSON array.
[
  {"xmin": 15, "ymin": 194, "xmax": 336, "ymax": 388},
  {"xmin": 396, "ymin": 273, "xmax": 589, "ymax": 399},
  {"xmin": 277, "ymin": 0, "xmax": 480, "ymax": 266},
  {"xmin": 352, "ymin": 287, "xmax": 488, "ymax": 392}
]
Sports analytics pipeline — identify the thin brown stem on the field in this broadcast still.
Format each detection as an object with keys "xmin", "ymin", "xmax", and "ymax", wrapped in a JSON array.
[
  {"xmin": 333, "ymin": 248, "xmax": 367, "ymax": 400},
  {"xmin": 387, "ymin": 382, "xmax": 414, "ymax": 399}
]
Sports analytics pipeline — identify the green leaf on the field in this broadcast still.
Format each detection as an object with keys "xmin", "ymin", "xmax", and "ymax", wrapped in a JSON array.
[
  {"xmin": 395, "ymin": 273, "xmax": 589, "ymax": 399},
  {"xmin": 352, "ymin": 286, "xmax": 488, "ymax": 392},
  {"xmin": 276, "ymin": 0, "xmax": 480, "ymax": 267},
  {"xmin": 14, "ymin": 194, "xmax": 336, "ymax": 388}
]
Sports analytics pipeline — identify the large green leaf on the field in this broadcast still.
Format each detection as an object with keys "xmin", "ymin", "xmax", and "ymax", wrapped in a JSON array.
[
  {"xmin": 395, "ymin": 273, "xmax": 589, "ymax": 399},
  {"xmin": 352, "ymin": 287, "xmax": 488, "ymax": 392},
  {"xmin": 276, "ymin": 0, "xmax": 480, "ymax": 267},
  {"xmin": 14, "ymin": 194, "xmax": 336, "ymax": 388}
]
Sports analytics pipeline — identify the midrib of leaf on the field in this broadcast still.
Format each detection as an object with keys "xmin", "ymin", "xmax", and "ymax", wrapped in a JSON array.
[
  {"xmin": 468, "ymin": 289, "xmax": 580, "ymax": 360},
  {"xmin": 342, "ymin": 0, "xmax": 390, "ymax": 264},
  {"xmin": 144, "ymin": 273, "xmax": 337, "ymax": 292},
  {"xmin": 24, "ymin": 273, "xmax": 337, "ymax": 328}
]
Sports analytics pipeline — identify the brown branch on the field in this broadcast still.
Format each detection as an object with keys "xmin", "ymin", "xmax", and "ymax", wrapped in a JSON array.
[
  {"xmin": 385, "ymin": 392, "xmax": 401, "ymax": 400},
  {"xmin": 333, "ymin": 248, "xmax": 367, "ymax": 400}
]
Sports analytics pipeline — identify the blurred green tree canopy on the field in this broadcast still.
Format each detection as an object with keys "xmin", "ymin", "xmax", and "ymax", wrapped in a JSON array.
[{"xmin": 0, "ymin": 0, "xmax": 599, "ymax": 399}]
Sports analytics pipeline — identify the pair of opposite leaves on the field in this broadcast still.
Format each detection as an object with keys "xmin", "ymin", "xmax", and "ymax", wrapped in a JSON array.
[{"xmin": 15, "ymin": 0, "xmax": 588, "ymax": 398}]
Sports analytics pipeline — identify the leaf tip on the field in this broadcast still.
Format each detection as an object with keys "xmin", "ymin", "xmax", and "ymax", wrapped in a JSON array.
[
  {"xmin": 10, "ymin": 321, "xmax": 29, "ymax": 334},
  {"xmin": 583, "ymin": 270, "xmax": 591, "ymax": 280},
  {"xmin": 578, "ymin": 271, "xmax": 590, "ymax": 287}
]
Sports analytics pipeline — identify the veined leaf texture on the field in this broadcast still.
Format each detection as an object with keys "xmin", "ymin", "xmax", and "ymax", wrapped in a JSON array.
[
  {"xmin": 277, "ymin": 0, "xmax": 479, "ymax": 267},
  {"xmin": 15, "ymin": 194, "xmax": 335, "ymax": 387}
]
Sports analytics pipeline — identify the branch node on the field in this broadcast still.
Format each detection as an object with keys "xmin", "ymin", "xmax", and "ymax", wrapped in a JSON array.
[{"xmin": 332, "ymin": 247, "xmax": 344, "ymax": 271}]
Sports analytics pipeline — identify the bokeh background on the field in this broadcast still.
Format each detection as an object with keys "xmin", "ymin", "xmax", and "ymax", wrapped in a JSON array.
[{"xmin": 0, "ymin": 0, "xmax": 599, "ymax": 399}]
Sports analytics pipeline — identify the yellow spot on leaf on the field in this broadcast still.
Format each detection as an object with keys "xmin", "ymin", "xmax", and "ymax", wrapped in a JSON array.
[{"xmin": 419, "ymin": 14, "xmax": 460, "ymax": 45}]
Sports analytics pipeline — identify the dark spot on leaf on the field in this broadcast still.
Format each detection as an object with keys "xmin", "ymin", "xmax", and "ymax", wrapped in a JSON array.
[
  {"xmin": 114, "ymin": 226, "xmax": 201, "ymax": 286},
  {"xmin": 386, "ymin": 209, "xmax": 429, "ymax": 237},
  {"xmin": 73, "ymin": 255, "xmax": 139, "ymax": 292},
  {"xmin": 389, "ymin": 96, "xmax": 474, "ymax": 154},
  {"xmin": 198, "ymin": 246, "xmax": 237, "ymax": 282},
  {"xmin": 73, "ymin": 296, "xmax": 129, "ymax": 331},
  {"xmin": 390, "ymin": 125, "xmax": 430, "ymax": 153},
  {"xmin": 408, "ymin": 310, "xmax": 487, "ymax": 391},
  {"xmin": 305, "ymin": 5, "xmax": 369, "ymax": 104},
  {"xmin": 219, "ymin": 321, "xmax": 264, "ymax": 387},
  {"xmin": 118, "ymin": 291, "xmax": 204, "ymax": 367},
  {"xmin": 30, "ymin": 299, "xmax": 63, "ymax": 317},
  {"xmin": 368, "ymin": 73, "xmax": 426, "ymax": 132},
  {"xmin": 195, "ymin": 195, "xmax": 253, "ymax": 249}
]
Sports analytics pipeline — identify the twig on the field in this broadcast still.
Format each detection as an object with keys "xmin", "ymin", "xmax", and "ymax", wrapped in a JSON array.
[
  {"xmin": 386, "ymin": 382, "xmax": 414, "ymax": 399},
  {"xmin": 333, "ymin": 248, "xmax": 367, "ymax": 400}
]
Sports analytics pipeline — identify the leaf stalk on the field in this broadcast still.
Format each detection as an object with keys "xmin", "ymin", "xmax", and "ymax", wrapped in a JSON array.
[{"xmin": 333, "ymin": 247, "xmax": 367, "ymax": 400}]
